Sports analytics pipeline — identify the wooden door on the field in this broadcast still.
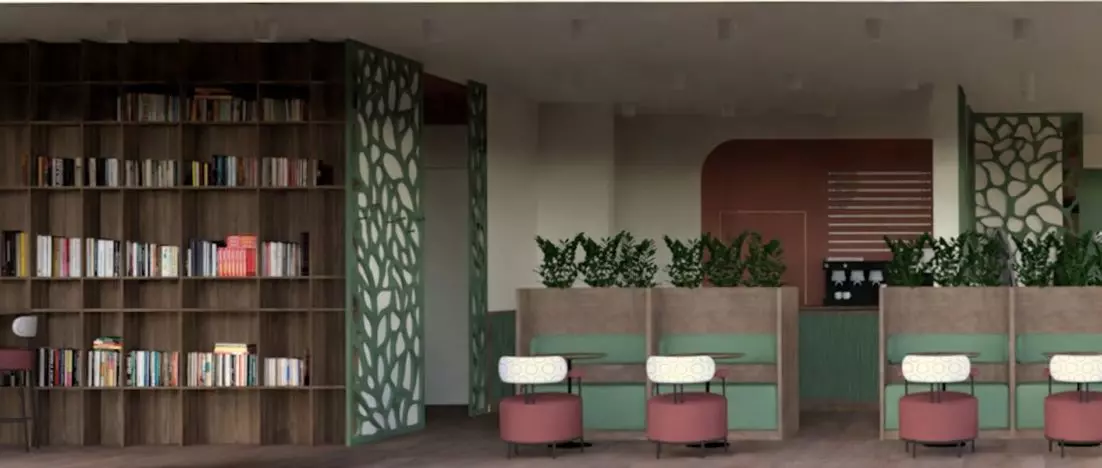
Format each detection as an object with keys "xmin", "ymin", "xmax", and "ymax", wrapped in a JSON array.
[{"xmin": 721, "ymin": 211, "xmax": 808, "ymax": 305}]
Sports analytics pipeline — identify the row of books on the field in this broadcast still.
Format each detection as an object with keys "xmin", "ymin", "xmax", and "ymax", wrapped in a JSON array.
[
  {"xmin": 189, "ymin": 88, "xmax": 256, "ymax": 122},
  {"xmin": 259, "ymin": 98, "xmax": 307, "ymax": 122},
  {"xmin": 127, "ymin": 242, "xmax": 181, "ymax": 278},
  {"xmin": 3, "ymin": 233, "xmax": 308, "ymax": 278},
  {"xmin": 188, "ymin": 234, "xmax": 309, "ymax": 278},
  {"xmin": 0, "ymin": 231, "xmax": 30, "ymax": 277},
  {"xmin": 117, "ymin": 93, "xmax": 182, "ymax": 123},
  {"xmin": 21, "ymin": 343, "xmax": 309, "ymax": 388},
  {"xmin": 36, "ymin": 235, "xmax": 125, "ymax": 278},
  {"xmin": 28, "ymin": 156, "xmax": 333, "ymax": 188}
]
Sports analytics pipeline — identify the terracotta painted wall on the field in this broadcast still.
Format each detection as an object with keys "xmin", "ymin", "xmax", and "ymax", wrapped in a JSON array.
[{"xmin": 701, "ymin": 139, "xmax": 933, "ymax": 306}]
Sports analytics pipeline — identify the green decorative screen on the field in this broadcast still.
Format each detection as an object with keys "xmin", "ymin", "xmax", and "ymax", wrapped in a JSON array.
[
  {"xmin": 486, "ymin": 310, "xmax": 516, "ymax": 409},
  {"xmin": 467, "ymin": 81, "xmax": 489, "ymax": 416},
  {"xmin": 972, "ymin": 113, "xmax": 1082, "ymax": 239},
  {"xmin": 346, "ymin": 41, "xmax": 425, "ymax": 444}
]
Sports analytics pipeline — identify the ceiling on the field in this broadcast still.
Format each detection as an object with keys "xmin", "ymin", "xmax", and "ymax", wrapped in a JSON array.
[{"xmin": 1, "ymin": 3, "xmax": 1100, "ymax": 119}]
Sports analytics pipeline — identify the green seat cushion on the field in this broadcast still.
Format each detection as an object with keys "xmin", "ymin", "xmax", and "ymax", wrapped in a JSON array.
[
  {"xmin": 659, "ymin": 334, "xmax": 776, "ymax": 364},
  {"xmin": 1016, "ymin": 334, "xmax": 1102, "ymax": 363},
  {"xmin": 530, "ymin": 333, "xmax": 645, "ymax": 364}
]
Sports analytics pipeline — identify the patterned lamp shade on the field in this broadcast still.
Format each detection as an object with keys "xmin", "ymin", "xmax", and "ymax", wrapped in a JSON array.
[
  {"xmin": 498, "ymin": 356, "xmax": 568, "ymax": 385},
  {"xmin": 646, "ymin": 355, "xmax": 716, "ymax": 384},
  {"xmin": 901, "ymin": 354, "xmax": 971, "ymax": 384},
  {"xmin": 1049, "ymin": 354, "xmax": 1102, "ymax": 383}
]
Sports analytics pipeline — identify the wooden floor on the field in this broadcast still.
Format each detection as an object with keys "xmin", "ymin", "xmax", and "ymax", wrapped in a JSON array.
[{"xmin": 4, "ymin": 408, "xmax": 1102, "ymax": 467}]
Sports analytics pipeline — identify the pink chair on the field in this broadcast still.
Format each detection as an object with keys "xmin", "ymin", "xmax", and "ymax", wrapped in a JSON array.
[
  {"xmin": 497, "ymin": 356, "xmax": 584, "ymax": 458},
  {"xmin": 0, "ymin": 315, "xmax": 36, "ymax": 451},
  {"xmin": 1044, "ymin": 353, "xmax": 1102, "ymax": 457},
  {"xmin": 0, "ymin": 349, "xmax": 34, "ymax": 451},
  {"xmin": 898, "ymin": 354, "xmax": 978, "ymax": 458},
  {"xmin": 645, "ymin": 355, "xmax": 728, "ymax": 459}
]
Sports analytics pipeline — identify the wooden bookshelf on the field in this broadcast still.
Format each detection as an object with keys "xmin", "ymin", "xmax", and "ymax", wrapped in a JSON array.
[{"xmin": 0, "ymin": 41, "xmax": 347, "ymax": 446}]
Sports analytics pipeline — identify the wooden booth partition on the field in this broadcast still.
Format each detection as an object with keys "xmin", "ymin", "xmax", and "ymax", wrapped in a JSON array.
[
  {"xmin": 651, "ymin": 287, "xmax": 800, "ymax": 440},
  {"xmin": 879, "ymin": 287, "xmax": 1013, "ymax": 440},
  {"xmin": 515, "ymin": 288, "xmax": 650, "ymax": 437},
  {"xmin": 1013, "ymin": 288, "xmax": 1102, "ymax": 438}
]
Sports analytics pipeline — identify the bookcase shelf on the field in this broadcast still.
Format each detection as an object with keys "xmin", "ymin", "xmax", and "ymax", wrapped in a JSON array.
[{"xmin": 0, "ymin": 41, "xmax": 348, "ymax": 446}]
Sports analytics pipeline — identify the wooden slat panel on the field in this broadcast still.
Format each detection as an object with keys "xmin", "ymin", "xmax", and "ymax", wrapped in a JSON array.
[{"xmin": 827, "ymin": 171, "xmax": 933, "ymax": 259}]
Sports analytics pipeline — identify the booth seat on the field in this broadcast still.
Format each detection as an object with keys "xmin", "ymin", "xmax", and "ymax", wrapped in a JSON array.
[
  {"xmin": 883, "ymin": 334, "xmax": 1010, "ymax": 431},
  {"xmin": 658, "ymin": 333, "xmax": 779, "ymax": 430},
  {"xmin": 530, "ymin": 334, "xmax": 647, "ymax": 430},
  {"xmin": 1015, "ymin": 334, "xmax": 1102, "ymax": 429}
]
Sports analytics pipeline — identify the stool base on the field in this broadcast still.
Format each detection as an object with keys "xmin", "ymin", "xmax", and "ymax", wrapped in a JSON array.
[
  {"xmin": 505, "ymin": 437, "xmax": 586, "ymax": 459},
  {"xmin": 1047, "ymin": 438, "xmax": 1102, "ymax": 458},
  {"xmin": 903, "ymin": 438, "xmax": 975, "ymax": 458}
]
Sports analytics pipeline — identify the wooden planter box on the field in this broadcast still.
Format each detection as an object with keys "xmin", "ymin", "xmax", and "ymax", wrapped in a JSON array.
[{"xmin": 515, "ymin": 286, "xmax": 799, "ymax": 440}]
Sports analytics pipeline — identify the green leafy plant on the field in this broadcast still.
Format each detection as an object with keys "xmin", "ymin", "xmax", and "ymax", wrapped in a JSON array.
[
  {"xmin": 618, "ymin": 233, "xmax": 658, "ymax": 288},
  {"xmin": 1015, "ymin": 233, "xmax": 1059, "ymax": 287},
  {"xmin": 928, "ymin": 235, "xmax": 963, "ymax": 286},
  {"xmin": 884, "ymin": 234, "xmax": 930, "ymax": 286},
  {"xmin": 663, "ymin": 235, "xmax": 705, "ymax": 288},
  {"xmin": 702, "ymin": 232, "xmax": 747, "ymax": 287},
  {"xmin": 1054, "ymin": 231, "xmax": 1102, "ymax": 286},
  {"xmin": 960, "ymin": 231, "xmax": 1008, "ymax": 286},
  {"xmin": 744, "ymin": 232, "xmax": 786, "ymax": 287},
  {"xmin": 577, "ymin": 232, "xmax": 626, "ymax": 287},
  {"xmin": 535, "ymin": 236, "xmax": 581, "ymax": 288}
]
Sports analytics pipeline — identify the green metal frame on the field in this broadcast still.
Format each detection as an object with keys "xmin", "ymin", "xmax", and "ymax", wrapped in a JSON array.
[
  {"xmin": 970, "ymin": 111, "xmax": 1083, "ymax": 239},
  {"xmin": 957, "ymin": 86, "xmax": 974, "ymax": 235},
  {"xmin": 345, "ymin": 40, "xmax": 426, "ymax": 445},
  {"xmin": 466, "ymin": 81, "xmax": 489, "ymax": 416}
]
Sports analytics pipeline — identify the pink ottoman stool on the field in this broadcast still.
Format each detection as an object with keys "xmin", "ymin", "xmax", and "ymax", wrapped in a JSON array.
[
  {"xmin": 645, "ymin": 355, "xmax": 729, "ymax": 458},
  {"xmin": 497, "ymin": 356, "xmax": 584, "ymax": 458},
  {"xmin": 1044, "ymin": 353, "xmax": 1102, "ymax": 457},
  {"xmin": 898, "ymin": 353, "xmax": 978, "ymax": 458}
]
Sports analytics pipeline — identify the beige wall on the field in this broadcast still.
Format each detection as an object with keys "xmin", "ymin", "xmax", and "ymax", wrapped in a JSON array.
[
  {"xmin": 486, "ymin": 85, "xmax": 965, "ymax": 301},
  {"xmin": 486, "ymin": 89, "xmax": 540, "ymax": 311}
]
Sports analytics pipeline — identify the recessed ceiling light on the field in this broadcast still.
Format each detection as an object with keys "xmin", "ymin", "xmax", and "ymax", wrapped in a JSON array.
[
  {"xmin": 421, "ymin": 19, "xmax": 437, "ymax": 42},
  {"xmin": 1013, "ymin": 18, "xmax": 1033, "ymax": 41},
  {"xmin": 253, "ymin": 19, "xmax": 278, "ymax": 43},
  {"xmin": 717, "ymin": 18, "xmax": 733, "ymax": 41},
  {"xmin": 570, "ymin": 19, "xmax": 586, "ymax": 40},
  {"xmin": 1022, "ymin": 71, "xmax": 1036, "ymax": 102},
  {"xmin": 673, "ymin": 72, "xmax": 687, "ymax": 91},
  {"xmin": 864, "ymin": 18, "xmax": 882, "ymax": 41},
  {"xmin": 106, "ymin": 19, "xmax": 127, "ymax": 44},
  {"xmin": 787, "ymin": 76, "xmax": 804, "ymax": 92}
]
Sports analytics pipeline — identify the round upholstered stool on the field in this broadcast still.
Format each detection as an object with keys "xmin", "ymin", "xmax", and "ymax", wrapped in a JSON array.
[
  {"xmin": 1044, "ymin": 353, "xmax": 1102, "ymax": 457},
  {"xmin": 497, "ymin": 356, "xmax": 584, "ymax": 458},
  {"xmin": 500, "ymin": 393, "xmax": 582, "ymax": 443},
  {"xmin": 899, "ymin": 392, "xmax": 979, "ymax": 444},
  {"xmin": 646, "ymin": 393, "xmax": 726, "ymax": 443},
  {"xmin": 645, "ymin": 355, "xmax": 728, "ymax": 458},
  {"xmin": 898, "ymin": 354, "xmax": 978, "ymax": 458}
]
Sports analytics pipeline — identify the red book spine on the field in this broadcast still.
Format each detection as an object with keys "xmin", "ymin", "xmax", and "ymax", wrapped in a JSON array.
[{"xmin": 246, "ymin": 248, "xmax": 256, "ymax": 276}]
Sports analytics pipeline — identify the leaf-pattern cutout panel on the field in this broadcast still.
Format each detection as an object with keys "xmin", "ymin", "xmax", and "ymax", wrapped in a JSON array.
[
  {"xmin": 972, "ymin": 114, "xmax": 1082, "ymax": 240},
  {"xmin": 347, "ymin": 41, "xmax": 425, "ymax": 445},
  {"xmin": 466, "ymin": 81, "xmax": 489, "ymax": 416}
]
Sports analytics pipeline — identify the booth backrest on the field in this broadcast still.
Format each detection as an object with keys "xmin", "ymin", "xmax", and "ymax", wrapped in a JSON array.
[
  {"xmin": 659, "ymin": 334, "xmax": 777, "ymax": 363},
  {"xmin": 529, "ymin": 334, "xmax": 647, "ymax": 364},
  {"xmin": 1016, "ymin": 333, "xmax": 1102, "ymax": 363},
  {"xmin": 886, "ymin": 333, "xmax": 1008, "ymax": 363}
]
